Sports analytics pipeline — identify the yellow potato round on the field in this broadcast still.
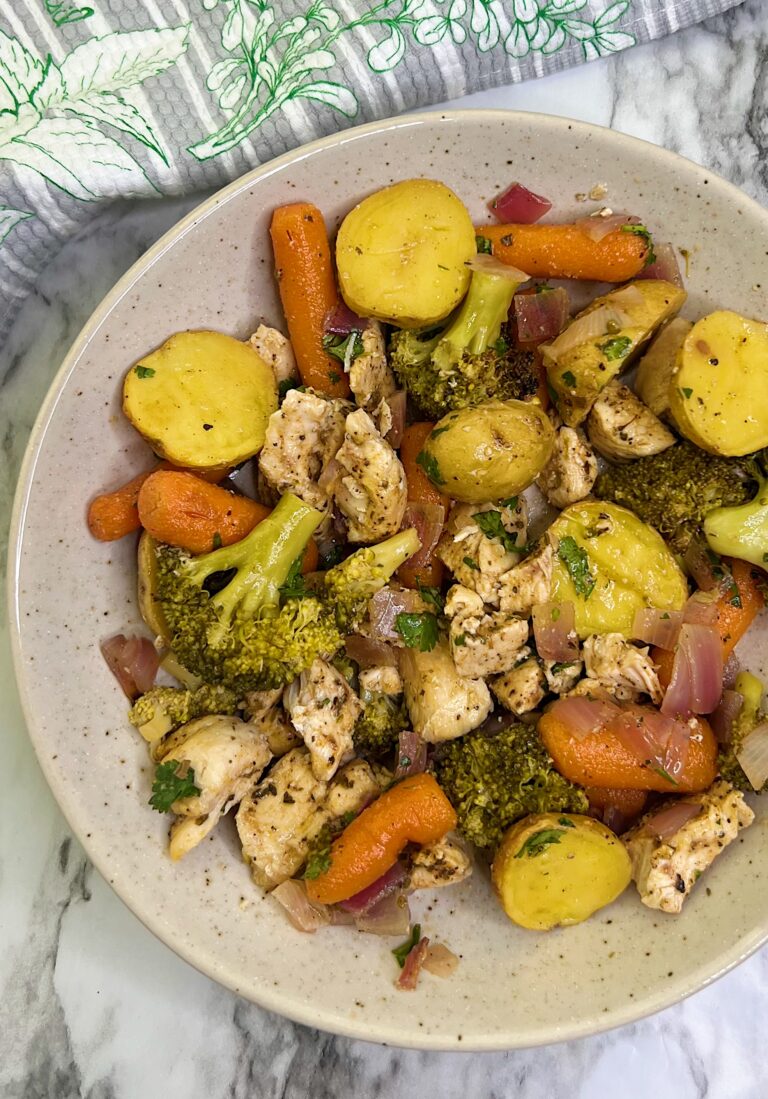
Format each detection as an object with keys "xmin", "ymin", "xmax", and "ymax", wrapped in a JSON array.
[
  {"xmin": 420, "ymin": 399, "xmax": 555, "ymax": 503},
  {"xmin": 549, "ymin": 501, "xmax": 688, "ymax": 638},
  {"xmin": 634, "ymin": 316, "xmax": 692, "ymax": 418},
  {"xmin": 123, "ymin": 330, "xmax": 277, "ymax": 469},
  {"xmin": 669, "ymin": 310, "xmax": 768, "ymax": 455},
  {"xmin": 492, "ymin": 812, "xmax": 632, "ymax": 931},
  {"xmin": 137, "ymin": 531, "xmax": 170, "ymax": 643},
  {"xmin": 335, "ymin": 179, "xmax": 476, "ymax": 328}
]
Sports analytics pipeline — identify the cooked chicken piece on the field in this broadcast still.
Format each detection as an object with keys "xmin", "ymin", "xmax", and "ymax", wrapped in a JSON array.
[
  {"xmin": 498, "ymin": 542, "xmax": 554, "ymax": 617},
  {"xmin": 349, "ymin": 321, "xmax": 397, "ymax": 411},
  {"xmin": 258, "ymin": 388, "xmax": 350, "ymax": 512},
  {"xmin": 536, "ymin": 424, "xmax": 598, "ymax": 509},
  {"xmin": 242, "ymin": 689, "xmax": 302, "ymax": 757},
  {"xmin": 329, "ymin": 408, "xmax": 407, "ymax": 542},
  {"xmin": 583, "ymin": 633, "xmax": 662, "ymax": 704},
  {"xmin": 156, "ymin": 716, "xmax": 272, "ymax": 861},
  {"xmin": 236, "ymin": 751, "xmax": 382, "ymax": 889},
  {"xmin": 400, "ymin": 639, "xmax": 492, "ymax": 743},
  {"xmin": 437, "ymin": 499, "xmax": 528, "ymax": 606},
  {"xmin": 587, "ymin": 381, "xmax": 676, "ymax": 461},
  {"xmin": 543, "ymin": 659, "xmax": 583, "ymax": 695},
  {"xmin": 249, "ymin": 324, "xmax": 297, "ymax": 385},
  {"xmin": 371, "ymin": 397, "xmax": 393, "ymax": 439},
  {"xmin": 444, "ymin": 584, "xmax": 529, "ymax": 678},
  {"xmin": 624, "ymin": 780, "xmax": 754, "ymax": 914},
  {"xmin": 283, "ymin": 658, "xmax": 362, "ymax": 781},
  {"xmin": 491, "ymin": 657, "xmax": 547, "ymax": 715},
  {"xmin": 359, "ymin": 665, "xmax": 403, "ymax": 695},
  {"xmin": 410, "ymin": 834, "xmax": 473, "ymax": 890}
]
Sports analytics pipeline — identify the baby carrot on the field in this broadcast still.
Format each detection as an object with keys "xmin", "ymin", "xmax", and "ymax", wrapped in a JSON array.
[
  {"xmin": 477, "ymin": 222, "xmax": 650, "ymax": 282},
  {"xmin": 138, "ymin": 470, "xmax": 270, "ymax": 554},
  {"xmin": 305, "ymin": 773, "xmax": 457, "ymax": 905},
  {"xmin": 270, "ymin": 202, "xmax": 351, "ymax": 398},
  {"xmin": 538, "ymin": 708, "xmax": 717, "ymax": 793},
  {"xmin": 87, "ymin": 463, "xmax": 229, "ymax": 542},
  {"xmin": 398, "ymin": 422, "xmax": 450, "ymax": 588}
]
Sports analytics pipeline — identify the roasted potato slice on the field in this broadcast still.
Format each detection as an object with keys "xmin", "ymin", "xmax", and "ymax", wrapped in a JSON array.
[
  {"xmin": 123, "ymin": 330, "xmax": 277, "ymax": 469},
  {"xmin": 634, "ymin": 315, "xmax": 692, "ymax": 418},
  {"xmin": 543, "ymin": 281, "xmax": 687, "ymax": 426},
  {"xmin": 548, "ymin": 500, "xmax": 688, "ymax": 638},
  {"xmin": 137, "ymin": 531, "xmax": 169, "ymax": 643},
  {"xmin": 669, "ymin": 309, "xmax": 768, "ymax": 455},
  {"xmin": 335, "ymin": 179, "xmax": 476, "ymax": 328},
  {"xmin": 419, "ymin": 399, "xmax": 555, "ymax": 504},
  {"xmin": 492, "ymin": 812, "xmax": 632, "ymax": 930}
]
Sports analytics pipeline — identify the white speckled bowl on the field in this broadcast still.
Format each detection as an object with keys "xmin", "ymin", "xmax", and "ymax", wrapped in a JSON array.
[{"xmin": 9, "ymin": 111, "xmax": 768, "ymax": 1050}]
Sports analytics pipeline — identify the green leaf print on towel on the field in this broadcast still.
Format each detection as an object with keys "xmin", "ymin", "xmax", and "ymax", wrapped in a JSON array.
[{"xmin": 44, "ymin": 0, "xmax": 95, "ymax": 26}]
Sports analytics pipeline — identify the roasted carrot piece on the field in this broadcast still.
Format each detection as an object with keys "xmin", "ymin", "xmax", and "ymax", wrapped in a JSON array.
[
  {"xmin": 477, "ymin": 222, "xmax": 650, "ymax": 282},
  {"xmin": 305, "ymin": 773, "xmax": 457, "ymax": 905},
  {"xmin": 584, "ymin": 787, "xmax": 648, "ymax": 817},
  {"xmin": 398, "ymin": 422, "xmax": 450, "ymax": 588},
  {"xmin": 654, "ymin": 557, "xmax": 766, "ymax": 686},
  {"xmin": 138, "ymin": 471, "xmax": 270, "ymax": 554},
  {"xmin": 538, "ymin": 710, "xmax": 717, "ymax": 793},
  {"xmin": 270, "ymin": 202, "xmax": 350, "ymax": 398},
  {"xmin": 87, "ymin": 462, "xmax": 229, "ymax": 542}
]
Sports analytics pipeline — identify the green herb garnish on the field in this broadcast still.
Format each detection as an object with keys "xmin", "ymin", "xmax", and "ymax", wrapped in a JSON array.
[
  {"xmin": 558, "ymin": 817, "xmax": 576, "ymax": 828},
  {"xmin": 392, "ymin": 924, "xmax": 422, "ymax": 968},
  {"xmin": 395, "ymin": 612, "xmax": 439, "ymax": 652},
  {"xmin": 463, "ymin": 555, "xmax": 480, "ymax": 571},
  {"xmin": 494, "ymin": 336, "xmax": 509, "ymax": 353},
  {"xmin": 416, "ymin": 582, "xmax": 445, "ymax": 615},
  {"xmin": 279, "ymin": 555, "xmax": 308, "ymax": 601},
  {"xmin": 621, "ymin": 223, "xmax": 656, "ymax": 266},
  {"xmin": 212, "ymin": 531, "xmax": 222, "ymax": 550},
  {"xmin": 681, "ymin": 387, "xmax": 693, "ymax": 399},
  {"xmin": 600, "ymin": 336, "xmax": 632, "ymax": 361},
  {"xmin": 416, "ymin": 450, "xmax": 445, "ymax": 486},
  {"xmin": 323, "ymin": 330, "xmax": 363, "ymax": 366},
  {"xmin": 473, "ymin": 509, "xmax": 518, "ymax": 552},
  {"xmin": 134, "ymin": 365, "xmax": 155, "ymax": 379},
  {"xmin": 149, "ymin": 761, "xmax": 200, "ymax": 812},
  {"xmin": 475, "ymin": 235, "xmax": 492, "ymax": 254},
  {"xmin": 561, "ymin": 370, "xmax": 577, "ymax": 388},
  {"xmin": 557, "ymin": 536, "xmax": 595, "ymax": 599},
  {"xmin": 651, "ymin": 764, "xmax": 679, "ymax": 786},
  {"xmin": 514, "ymin": 828, "xmax": 565, "ymax": 858},
  {"xmin": 277, "ymin": 377, "xmax": 303, "ymax": 400}
]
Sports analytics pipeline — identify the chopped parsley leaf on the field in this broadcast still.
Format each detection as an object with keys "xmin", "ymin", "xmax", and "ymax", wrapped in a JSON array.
[
  {"xmin": 558, "ymin": 817, "xmax": 576, "ymax": 828},
  {"xmin": 514, "ymin": 828, "xmax": 565, "ymax": 859},
  {"xmin": 600, "ymin": 336, "xmax": 632, "ymax": 361},
  {"xmin": 463, "ymin": 555, "xmax": 480, "ymax": 571},
  {"xmin": 416, "ymin": 449, "xmax": 445, "ymax": 485},
  {"xmin": 473, "ymin": 509, "xmax": 518, "ymax": 552},
  {"xmin": 134, "ymin": 365, "xmax": 155, "ymax": 379},
  {"xmin": 212, "ymin": 531, "xmax": 223, "ymax": 550},
  {"xmin": 395, "ymin": 612, "xmax": 439, "ymax": 651},
  {"xmin": 149, "ymin": 761, "xmax": 200, "ymax": 813},
  {"xmin": 651, "ymin": 764, "xmax": 679, "ymax": 786},
  {"xmin": 322, "ymin": 330, "xmax": 363, "ymax": 367},
  {"xmin": 557, "ymin": 536, "xmax": 595, "ymax": 599},
  {"xmin": 392, "ymin": 924, "xmax": 422, "ymax": 968},
  {"xmin": 416, "ymin": 581, "xmax": 445, "ymax": 614},
  {"xmin": 561, "ymin": 370, "xmax": 577, "ymax": 389},
  {"xmin": 453, "ymin": 633, "xmax": 466, "ymax": 646},
  {"xmin": 279, "ymin": 555, "xmax": 308, "ymax": 601},
  {"xmin": 475, "ymin": 235, "xmax": 492, "ymax": 254},
  {"xmin": 681, "ymin": 386, "xmax": 693, "ymax": 399},
  {"xmin": 621, "ymin": 223, "xmax": 656, "ymax": 266},
  {"xmin": 499, "ymin": 496, "xmax": 518, "ymax": 509},
  {"xmin": 277, "ymin": 377, "xmax": 304, "ymax": 400},
  {"xmin": 494, "ymin": 336, "xmax": 509, "ymax": 353}
]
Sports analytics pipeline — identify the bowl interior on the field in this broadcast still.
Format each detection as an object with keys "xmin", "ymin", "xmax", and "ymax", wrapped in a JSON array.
[{"xmin": 9, "ymin": 110, "xmax": 768, "ymax": 1050}]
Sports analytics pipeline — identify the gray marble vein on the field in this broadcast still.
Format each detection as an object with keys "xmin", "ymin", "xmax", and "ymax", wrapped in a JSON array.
[{"xmin": 2, "ymin": 1, "xmax": 768, "ymax": 1095}]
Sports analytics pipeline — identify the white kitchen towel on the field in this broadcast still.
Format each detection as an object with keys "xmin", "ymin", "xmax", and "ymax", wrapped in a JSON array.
[{"xmin": 0, "ymin": 0, "xmax": 744, "ymax": 340}]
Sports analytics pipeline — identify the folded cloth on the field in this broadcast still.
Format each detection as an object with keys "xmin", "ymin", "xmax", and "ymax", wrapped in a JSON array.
[{"xmin": 0, "ymin": 0, "xmax": 744, "ymax": 341}]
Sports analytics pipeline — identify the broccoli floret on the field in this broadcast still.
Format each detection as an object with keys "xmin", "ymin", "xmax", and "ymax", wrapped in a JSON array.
[
  {"xmin": 353, "ymin": 691, "xmax": 409, "ymax": 759},
  {"xmin": 595, "ymin": 440, "xmax": 754, "ymax": 554},
  {"xmin": 718, "ymin": 671, "xmax": 767, "ymax": 792},
  {"xmin": 433, "ymin": 716, "xmax": 588, "ymax": 850},
  {"xmin": 129, "ymin": 684, "xmax": 240, "ymax": 740},
  {"xmin": 156, "ymin": 493, "xmax": 420, "ymax": 694},
  {"xmin": 704, "ymin": 473, "xmax": 768, "ymax": 570},
  {"xmin": 389, "ymin": 265, "xmax": 537, "ymax": 419}
]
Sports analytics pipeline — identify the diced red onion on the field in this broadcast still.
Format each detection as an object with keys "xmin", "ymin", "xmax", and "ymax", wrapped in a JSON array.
[
  {"xmin": 710, "ymin": 689, "xmax": 743, "ymax": 745},
  {"xmin": 532, "ymin": 602, "xmax": 579, "ymax": 662},
  {"xmin": 272, "ymin": 880, "xmax": 331, "ymax": 932},
  {"xmin": 397, "ymin": 935, "xmax": 430, "ymax": 991},
  {"xmin": 490, "ymin": 181, "xmax": 552, "ymax": 224},
  {"xmin": 683, "ymin": 591, "xmax": 719, "ymax": 626},
  {"xmin": 661, "ymin": 623, "xmax": 723, "ymax": 716},
  {"xmin": 608, "ymin": 704, "xmax": 691, "ymax": 783},
  {"xmin": 644, "ymin": 800, "xmax": 701, "ymax": 842},
  {"xmin": 385, "ymin": 390, "xmax": 407, "ymax": 450},
  {"xmin": 636, "ymin": 242, "xmax": 684, "ymax": 288},
  {"xmin": 345, "ymin": 634, "xmax": 399, "ymax": 668},
  {"xmin": 683, "ymin": 538, "xmax": 722, "ymax": 592},
  {"xmin": 422, "ymin": 943, "xmax": 459, "ymax": 978},
  {"xmin": 340, "ymin": 861, "xmax": 408, "ymax": 914},
  {"xmin": 398, "ymin": 503, "xmax": 445, "ymax": 582},
  {"xmin": 368, "ymin": 586, "xmax": 425, "ymax": 642},
  {"xmin": 324, "ymin": 300, "xmax": 368, "ymax": 335},
  {"xmin": 394, "ymin": 730, "xmax": 428, "ymax": 779},
  {"xmin": 573, "ymin": 211, "xmax": 640, "ymax": 243},
  {"xmin": 543, "ymin": 304, "xmax": 631, "ymax": 364},
  {"xmin": 100, "ymin": 634, "xmax": 160, "ymax": 700},
  {"xmin": 514, "ymin": 288, "xmax": 570, "ymax": 344},
  {"xmin": 632, "ymin": 608, "xmax": 683, "ymax": 650},
  {"xmin": 547, "ymin": 695, "xmax": 623, "ymax": 740},
  {"xmin": 723, "ymin": 653, "xmax": 741, "ymax": 690},
  {"xmin": 736, "ymin": 720, "xmax": 768, "ymax": 791},
  {"xmin": 603, "ymin": 806, "xmax": 633, "ymax": 835},
  {"xmin": 466, "ymin": 254, "xmax": 530, "ymax": 283},
  {"xmin": 355, "ymin": 890, "xmax": 411, "ymax": 936}
]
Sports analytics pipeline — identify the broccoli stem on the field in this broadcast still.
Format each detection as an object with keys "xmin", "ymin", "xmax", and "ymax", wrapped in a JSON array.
[
  {"xmin": 185, "ymin": 493, "xmax": 322, "ymax": 642},
  {"xmin": 704, "ymin": 475, "xmax": 768, "ymax": 570},
  {"xmin": 438, "ymin": 267, "xmax": 522, "ymax": 357}
]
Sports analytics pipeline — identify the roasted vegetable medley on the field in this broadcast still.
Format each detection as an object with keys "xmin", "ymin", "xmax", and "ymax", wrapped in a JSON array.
[{"xmin": 92, "ymin": 176, "xmax": 768, "ymax": 990}]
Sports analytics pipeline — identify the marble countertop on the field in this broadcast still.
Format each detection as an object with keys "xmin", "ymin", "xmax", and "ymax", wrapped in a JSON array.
[{"xmin": 2, "ymin": 2, "xmax": 767, "ymax": 1094}]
